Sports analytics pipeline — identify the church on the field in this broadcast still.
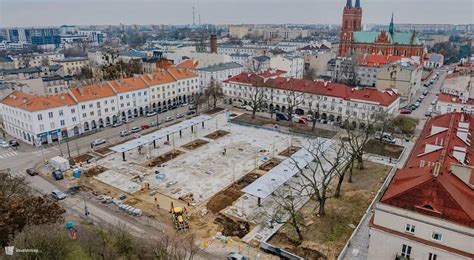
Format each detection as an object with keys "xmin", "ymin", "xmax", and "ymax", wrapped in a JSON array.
[{"xmin": 338, "ymin": 0, "xmax": 424, "ymax": 58}]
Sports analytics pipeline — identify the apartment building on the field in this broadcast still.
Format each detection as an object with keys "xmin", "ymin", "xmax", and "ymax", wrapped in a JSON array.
[
  {"xmin": 0, "ymin": 66, "xmax": 199, "ymax": 145},
  {"xmin": 270, "ymin": 54, "xmax": 304, "ymax": 79},
  {"xmin": 368, "ymin": 112, "xmax": 474, "ymax": 260},
  {"xmin": 435, "ymin": 75, "xmax": 474, "ymax": 114},
  {"xmin": 196, "ymin": 62, "xmax": 244, "ymax": 91},
  {"xmin": 52, "ymin": 57, "xmax": 89, "ymax": 76},
  {"xmin": 376, "ymin": 62, "xmax": 423, "ymax": 105},
  {"xmin": 223, "ymin": 72, "xmax": 400, "ymax": 126}
]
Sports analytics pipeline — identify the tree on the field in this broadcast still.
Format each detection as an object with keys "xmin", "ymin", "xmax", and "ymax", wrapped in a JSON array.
[
  {"xmin": 284, "ymin": 89, "xmax": 305, "ymax": 123},
  {"xmin": 244, "ymin": 82, "xmax": 267, "ymax": 119},
  {"xmin": 292, "ymin": 139, "xmax": 347, "ymax": 216},
  {"xmin": 205, "ymin": 78, "xmax": 223, "ymax": 109},
  {"xmin": 0, "ymin": 171, "xmax": 65, "ymax": 247},
  {"xmin": 307, "ymin": 101, "xmax": 320, "ymax": 131},
  {"xmin": 79, "ymin": 66, "xmax": 94, "ymax": 80},
  {"xmin": 303, "ymin": 67, "xmax": 316, "ymax": 80}
]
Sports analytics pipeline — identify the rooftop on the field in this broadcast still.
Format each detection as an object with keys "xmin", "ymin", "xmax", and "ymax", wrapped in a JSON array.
[
  {"xmin": 196, "ymin": 62, "xmax": 243, "ymax": 72},
  {"xmin": 381, "ymin": 113, "xmax": 474, "ymax": 228},
  {"xmin": 1, "ymin": 91, "xmax": 76, "ymax": 112}
]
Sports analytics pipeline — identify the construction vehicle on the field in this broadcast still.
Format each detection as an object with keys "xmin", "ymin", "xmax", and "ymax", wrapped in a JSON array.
[{"xmin": 170, "ymin": 202, "xmax": 189, "ymax": 232}]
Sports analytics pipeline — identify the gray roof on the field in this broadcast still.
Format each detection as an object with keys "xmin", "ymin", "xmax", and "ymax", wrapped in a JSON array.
[
  {"xmin": 0, "ymin": 67, "xmax": 41, "ymax": 75},
  {"xmin": 0, "ymin": 57, "xmax": 13, "ymax": 62},
  {"xmin": 253, "ymin": 55, "xmax": 270, "ymax": 62},
  {"xmin": 119, "ymin": 50, "xmax": 147, "ymax": 59},
  {"xmin": 110, "ymin": 115, "xmax": 212, "ymax": 153},
  {"xmin": 54, "ymin": 57, "xmax": 88, "ymax": 62},
  {"xmin": 48, "ymin": 64, "xmax": 62, "ymax": 71},
  {"xmin": 197, "ymin": 62, "xmax": 243, "ymax": 72}
]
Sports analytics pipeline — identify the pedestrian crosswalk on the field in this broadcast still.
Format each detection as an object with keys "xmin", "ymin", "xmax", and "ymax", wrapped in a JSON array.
[{"xmin": 0, "ymin": 148, "xmax": 18, "ymax": 159}]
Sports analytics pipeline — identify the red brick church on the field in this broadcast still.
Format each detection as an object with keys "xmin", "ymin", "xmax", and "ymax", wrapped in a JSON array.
[{"xmin": 338, "ymin": 0, "xmax": 424, "ymax": 58}]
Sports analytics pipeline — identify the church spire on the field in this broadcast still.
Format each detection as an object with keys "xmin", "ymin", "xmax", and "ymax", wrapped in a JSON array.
[
  {"xmin": 355, "ymin": 0, "xmax": 361, "ymax": 8},
  {"xmin": 389, "ymin": 12, "xmax": 394, "ymax": 35},
  {"xmin": 346, "ymin": 0, "xmax": 352, "ymax": 8}
]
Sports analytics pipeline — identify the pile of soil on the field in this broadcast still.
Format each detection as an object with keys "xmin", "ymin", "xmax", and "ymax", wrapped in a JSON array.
[
  {"xmin": 181, "ymin": 139, "xmax": 209, "ymax": 150},
  {"xmin": 95, "ymin": 147, "xmax": 112, "ymax": 155},
  {"xmin": 203, "ymin": 107, "xmax": 225, "ymax": 115},
  {"xmin": 214, "ymin": 214, "xmax": 250, "ymax": 238},
  {"xmin": 259, "ymin": 158, "xmax": 283, "ymax": 171},
  {"xmin": 269, "ymin": 233, "xmax": 326, "ymax": 260},
  {"xmin": 83, "ymin": 165, "xmax": 107, "ymax": 177},
  {"xmin": 69, "ymin": 154, "xmax": 93, "ymax": 165},
  {"xmin": 205, "ymin": 130, "xmax": 230, "ymax": 140},
  {"xmin": 279, "ymin": 146, "xmax": 301, "ymax": 157},
  {"xmin": 145, "ymin": 150, "xmax": 184, "ymax": 167},
  {"xmin": 206, "ymin": 172, "xmax": 261, "ymax": 213}
]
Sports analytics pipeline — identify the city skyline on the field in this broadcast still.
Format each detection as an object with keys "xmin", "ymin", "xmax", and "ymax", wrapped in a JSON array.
[{"xmin": 0, "ymin": 0, "xmax": 472, "ymax": 27}]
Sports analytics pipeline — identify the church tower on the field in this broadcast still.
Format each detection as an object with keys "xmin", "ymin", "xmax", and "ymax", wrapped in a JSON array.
[{"xmin": 338, "ymin": 0, "xmax": 363, "ymax": 56}]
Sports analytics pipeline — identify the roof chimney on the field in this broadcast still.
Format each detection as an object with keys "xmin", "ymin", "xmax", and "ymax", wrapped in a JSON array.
[{"xmin": 210, "ymin": 34, "xmax": 218, "ymax": 54}]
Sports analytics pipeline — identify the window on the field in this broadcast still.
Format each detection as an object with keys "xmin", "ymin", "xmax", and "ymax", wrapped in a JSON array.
[
  {"xmin": 37, "ymin": 114, "xmax": 43, "ymax": 121},
  {"xmin": 72, "ymin": 117, "xmax": 77, "ymax": 122},
  {"xmin": 96, "ymin": 101, "xmax": 100, "ymax": 108},
  {"xmin": 120, "ymin": 96, "xmax": 124, "ymax": 100},
  {"xmin": 50, "ymin": 122, "xmax": 55, "ymax": 128},
  {"xmin": 60, "ymin": 120, "xmax": 65, "ymax": 126},
  {"xmin": 405, "ymin": 224, "xmax": 415, "ymax": 234},
  {"xmin": 401, "ymin": 244, "xmax": 411, "ymax": 258},
  {"xmin": 39, "ymin": 124, "xmax": 44, "ymax": 131},
  {"xmin": 81, "ymin": 105, "xmax": 85, "ymax": 109},
  {"xmin": 71, "ymin": 108, "xmax": 75, "ymax": 113},
  {"xmin": 429, "ymin": 253, "xmax": 437, "ymax": 260},
  {"xmin": 89, "ymin": 104, "xmax": 93, "ymax": 108},
  {"xmin": 82, "ymin": 113, "xmax": 87, "ymax": 118},
  {"xmin": 432, "ymin": 232, "xmax": 442, "ymax": 241},
  {"xmin": 48, "ymin": 112, "xmax": 53, "ymax": 118},
  {"xmin": 59, "ymin": 110, "xmax": 64, "ymax": 116}
]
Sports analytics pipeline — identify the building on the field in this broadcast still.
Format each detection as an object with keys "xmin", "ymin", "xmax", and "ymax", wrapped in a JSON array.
[
  {"xmin": 0, "ymin": 57, "xmax": 15, "ymax": 70},
  {"xmin": 77, "ymin": 30, "xmax": 106, "ymax": 45},
  {"xmin": 223, "ymin": 72, "xmax": 400, "ymax": 126},
  {"xmin": 302, "ymin": 51, "xmax": 336, "ymax": 78},
  {"xmin": 12, "ymin": 52, "xmax": 65, "ymax": 68},
  {"xmin": 423, "ymin": 53, "xmax": 444, "ymax": 69},
  {"xmin": 229, "ymin": 25, "xmax": 250, "ymax": 39},
  {"xmin": 376, "ymin": 61, "xmax": 422, "ymax": 105},
  {"xmin": 251, "ymin": 56, "xmax": 271, "ymax": 72},
  {"xmin": 435, "ymin": 75, "xmax": 474, "ymax": 115},
  {"xmin": 261, "ymin": 28, "xmax": 310, "ymax": 41},
  {"xmin": 339, "ymin": 0, "xmax": 423, "ymax": 58},
  {"xmin": 196, "ymin": 62, "xmax": 244, "ymax": 91},
  {"xmin": 52, "ymin": 57, "xmax": 89, "ymax": 76},
  {"xmin": 368, "ymin": 112, "xmax": 474, "ymax": 260},
  {"xmin": 356, "ymin": 54, "xmax": 405, "ymax": 87},
  {"xmin": 0, "ymin": 66, "xmax": 199, "ymax": 145},
  {"xmin": 43, "ymin": 75, "xmax": 74, "ymax": 94},
  {"xmin": 270, "ymin": 54, "xmax": 304, "ymax": 79},
  {"xmin": 230, "ymin": 53, "xmax": 251, "ymax": 67}
]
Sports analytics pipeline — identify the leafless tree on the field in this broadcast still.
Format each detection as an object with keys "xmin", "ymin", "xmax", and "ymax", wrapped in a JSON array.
[
  {"xmin": 243, "ymin": 83, "xmax": 267, "ymax": 119},
  {"xmin": 307, "ymin": 101, "xmax": 320, "ymax": 131},
  {"xmin": 303, "ymin": 67, "xmax": 316, "ymax": 80},
  {"xmin": 284, "ymin": 89, "xmax": 305, "ymax": 123},
  {"xmin": 205, "ymin": 78, "xmax": 223, "ymax": 109}
]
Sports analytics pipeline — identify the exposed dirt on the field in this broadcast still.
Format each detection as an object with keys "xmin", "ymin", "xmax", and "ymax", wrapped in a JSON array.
[
  {"xmin": 204, "ymin": 130, "xmax": 230, "ymax": 140},
  {"xmin": 206, "ymin": 171, "xmax": 262, "ymax": 214},
  {"xmin": 203, "ymin": 107, "xmax": 225, "ymax": 115},
  {"xmin": 181, "ymin": 139, "xmax": 209, "ymax": 150},
  {"xmin": 144, "ymin": 149, "xmax": 185, "ymax": 167},
  {"xmin": 269, "ymin": 233, "xmax": 327, "ymax": 260},
  {"xmin": 259, "ymin": 158, "xmax": 283, "ymax": 171},
  {"xmin": 83, "ymin": 165, "xmax": 108, "ymax": 177},
  {"xmin": 363, "ymin": 139, "xmax": 404, "ymax": 159},
  {"xmin": 279, "ymin": 146, "xmax": 302, "ymax": 157},
  {"xmin": 214, "ymin": 214, "xmax": 250, "ymax": 238},
  {"xmin": 69, "ymin": 154, "xmax": 94, "ymax": 166},
  {"xmin": 95, "ymin": 147, "xmax": 112, "ymax": 155}
]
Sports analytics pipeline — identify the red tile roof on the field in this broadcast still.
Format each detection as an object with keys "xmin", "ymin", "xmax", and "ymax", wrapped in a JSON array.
[
  {"xmin": 258, "ymin": 69, "xmax": 287, "ymax": 78},
  {"xmin": 166, "ymin": 66, "xmax": 198, "ymax": 80},
  {"xmin": 358, "ymin": 54, "xmax": 403, "ymax": 68},
  {"xmin": 176, "ymin": 59, "xmax": 199, "ymax": 69},
  {"xmin": 1, "ymin": 91, "xmax": 76, "ymax": 112},
  {"xmin": 69, "ymin": 83, "xmax": 116, "ymax": 102},
  {"xmin": 438, "ymin": 93, "xmax": 474, "ymax": 105},
  {"xmin": 108, "ymin": 76, "xmax": 149, "ymax": 93},
  {"xmin": 381, "ymin": 113, "xmax": 474, "ymax": 228},
  {"xmin": 225, "ymin": 72, "xmax": 400, "ymax": 106}
]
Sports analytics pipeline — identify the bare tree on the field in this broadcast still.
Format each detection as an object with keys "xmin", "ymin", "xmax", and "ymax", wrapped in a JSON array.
[
  {"xmin": 243, "ymin": 82, "xmax": 267, "ymax": 119},
  {"xmin": 307, "ymin": 101, "xmax": 320, "ymax": 131},
  {"xmin": 284, "ymin": 89, "xmax": 305, "ymax": 123},
  {"xmin": 303, "ymin": 67, "xmax": 316, "ymax": 80},
  {"xmin": 205, "ymin": 78, "xmax": 223, "ymax": 109}
]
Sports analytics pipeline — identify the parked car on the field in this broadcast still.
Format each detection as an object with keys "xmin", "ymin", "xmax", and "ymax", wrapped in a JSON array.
[
  {"xmin": 186, "ymin": 110, "xmax": 196, "ymax": 116},
  {"xmin": 52, "ymin": 170, "xmax": 64, "ymax": 180},
  {"xmin": 414, "ymin": 102, "xmax": 421, "ymax": 108},
  {"xmin": 26, "ymin": 168, "xmax": 39, "ymax": 176},
  {"xmin": 175, "ymin": 113, "xmax": 184, "ymax": 119},
  {"xmin": 146, "ymin": 111, "xmax": 157, "ymax": 117},
  {"xmin": 112, "ymin": 122, "xmax": 123, "ymax": 128},
  {"xmin": 150, "ymin": 121, "xmax": 160, "ymax": 127},
  {"xmin": 400, "ymin": 109, "xmax": 412, "ymax": 114},
  {"xmin": 91, "ymin": 139, "xmax": 106, "ymax": 147},
  {"xmin": 181, "ymin": 103, "xmax": 188, "ymax": 107},
  {"xmin": 130, "ymin": 127, "xmax": 142, "ymax": 133},
  {"xmin": 141, "ymin": 124, "xmax": 150, "ymax": 130},
  {"xmin": 165, "ymin": 116, "xmax": 174, "ymax": 122},
  {"xmin": 275, "ymin": 112, "xmax": 289, "ymax": 121},
  {"xmin": 9, "ymin": 140, "xmax": 19, "ymax": 147},
  {"xmin": 161, "ymin": 108, "xmax": 168, "ymax": 113},
  {"xmin": 120, "ymin": 130, "xmax": 131, "ymax": 137},
  {"xmin": 67, "ymin": 185, "xmax": 82, "ymax": 195},
  {"xmin": 423, "ymin": 89, "xmax": 429, "ymax": 95},
  {"xmin": 1, "ymin": 141, "xmax": 9, "ymax": 148},
  {"xmin": 51, "ymin": 190, "xmax": 67, "ymax": 200},
  {"xmin": 124, "ymin": 118, "xmax": 134, "ymax": 124},
  {"xmin": 227, "ymin": 252, "xmax": 248, "ymax": 260},
  {"xmin": 431, "ymin": 99, "xmax": 437, "ymax": 105},
  {"xmin": 189, "ymin": 105, "xmax": 197, "ymax": 110}
]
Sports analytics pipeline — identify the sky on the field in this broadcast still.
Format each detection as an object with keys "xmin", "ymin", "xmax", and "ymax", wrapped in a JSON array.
[{"xmin": 0, "ymin": 0, "xmax": 473, "ymax": 27}]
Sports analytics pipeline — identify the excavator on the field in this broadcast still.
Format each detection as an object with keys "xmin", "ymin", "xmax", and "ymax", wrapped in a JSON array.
[{"xmin": 170, "ymin": 202, "xmax": 189, "ymax": 233}]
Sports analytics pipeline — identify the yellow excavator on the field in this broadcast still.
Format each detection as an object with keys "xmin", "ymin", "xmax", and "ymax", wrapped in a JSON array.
[{"xmin": 170, "ymin": 202, "xmax": 189, "ymax": 232}]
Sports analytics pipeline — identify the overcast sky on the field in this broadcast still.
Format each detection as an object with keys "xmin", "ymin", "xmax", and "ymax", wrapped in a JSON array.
[{"xmin": 0, "ymin": 0, "xmax": 473, "ymax": 27}]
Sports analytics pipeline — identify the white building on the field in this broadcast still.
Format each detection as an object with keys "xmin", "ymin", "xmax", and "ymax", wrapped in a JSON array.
[
  {"xmin": 108, "ymin": 76, "xmax": 150, "ymax": 120},
  {"xmin": 270, "ymin": 54, "xmax": 304, "ymax": 79},
  {"xmin": 223, "ymin": 72, "xmax": 400, "ymax": 126},
  {"xmin": 368, "ymin": 112, "xmax": 474, "ymax": 260},
  {"xmin": 423, "ymin": 53, "xmax": 444, "ymax": 69},
  {"xmin": 196, "ymin": 62, "xmax": 244, "ymax": 91},
  {"xmin": 12, "ymin": 52, "xmax": 64, "ymax": 68},
  {"xmin": 435, "ymin": 75, "xmax": 474, "ymax": 114}
]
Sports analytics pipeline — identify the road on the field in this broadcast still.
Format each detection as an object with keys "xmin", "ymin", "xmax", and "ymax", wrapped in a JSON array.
[{"xmin": 1, "ymin": 104, "xmax": 222, "ymax": 259}]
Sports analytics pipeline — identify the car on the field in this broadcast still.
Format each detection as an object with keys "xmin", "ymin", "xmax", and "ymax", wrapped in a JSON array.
[
  {"xmin": 150, "ymin": 121, "xmax": 160, "ymax": 127},
  {"xmin": 227, "ymin": 252, "xmax": 248, "ymax": 260},
  {"xmin": 189, "ymin": 105, "xmax": 197, "ymax": 110},
  {"xmin": 120, "ymin": 130, "xmax": 131, "ymax": 137},
  {"xmin": 51, "ymin": 190, "xmax": 67, "ymax": 200},
  {"xmin": 9, "ymin": 140, "xmax": 19, "ymax": 147},
  {"xmin": 186, "ymin": 110, "xmax": 196, "ymax": 116},
  {"xmin": 400, "ymin": 109, "xmax": 412, "ymax": 114},
  {"xmin": 161, "ymin": 108, "xmax": 168, "ymax": 113},
  {"xmin": 423, "ymin": 90, "xmax": 429, "ymax": 95},
  {"xmin": 146, "ymin": 111, "xmax": 157, "ymax": 117},
  {"xmin": 91, "ymin": 139, "xmax": 106, "ymax": 147},
  {"xmin": 175, "ymin": 113, "xmax": 184, "ymax": 119},
  {"xmin": 169, "ymin": 105, "xmax": 177, "ymax": 110},
  {"xmin": 165, "ymin": 116, "xmax": 174, "ymax": 122},
  {"xmin": 112, "ymin": 122, "xmax": 123, "ymax": 128},
  {"xmin": 26, "ymin": 168, "xmax": 39, "ymax": 176},
  {"xmin": 408, "ymin": 104, "xmax": 417, "ymax": 111},
  {"xmin": 381, "ymin": 136, "xmax": 396, "ymax": 144},
  {"xmin": 141, "ymin": 124, "xmax": 150, "ymax": 130},
  {"xmin": 124, "ymin": 118, "xmax": 134, "ymax": 124},
  {"xmin": 420, "ymin": 95, "xmax": 425, "ymax": 99},
  {"xmin": 130, "ymin": 127, "xmax": 142, "ymax": 133},
  {"xmin": 67, "ymin": 185, "xmax": 82, "ymax": 195},
  {"xmin": 431, "ymin": 100, "xmax": 437, "ymax": 105},
  {"xmin": 425, "ymin": 110, "xmax": 432, "ymax": 117},
  {"xmin": 414, "ymin": 102, "xmax": 421, "ymax": 107},
  {"xmin": 1, "ymin": 141, "xmax": 9, "ymax": 148},
  {"xmin": 181, "ymin": 102, "xmax": 188, "ymax": 107},
  {"xmin": 52, "ymin": 170, "xmax": 64, "ymax": 180}
]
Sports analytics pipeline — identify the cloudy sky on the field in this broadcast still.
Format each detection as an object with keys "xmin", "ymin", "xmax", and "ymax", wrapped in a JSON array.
[{"xmin": 0, "ymin": 0, "xmax": 472, "ymax": 27}]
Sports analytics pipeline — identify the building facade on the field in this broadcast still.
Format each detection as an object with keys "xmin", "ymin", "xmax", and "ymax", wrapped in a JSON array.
[
  {"xmin": 376, "ymin": 62, "xmax": 422, "ymax": 105},
  {"xmin": 270, "ymin": 54, "xmax": 304, "ymax": 79},
  {"xmin": 196, "ymin": 62, "xmax": 244, "ymax": 91},
  {"xmin": 368, "ymin": 112, "xmax": 474, "ymax": 260}
]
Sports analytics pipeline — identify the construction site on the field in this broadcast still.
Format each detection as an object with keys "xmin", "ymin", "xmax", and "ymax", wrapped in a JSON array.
[{"xmin": 69, "ymin": 110, "xmax": 339, "ymax": 258}]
